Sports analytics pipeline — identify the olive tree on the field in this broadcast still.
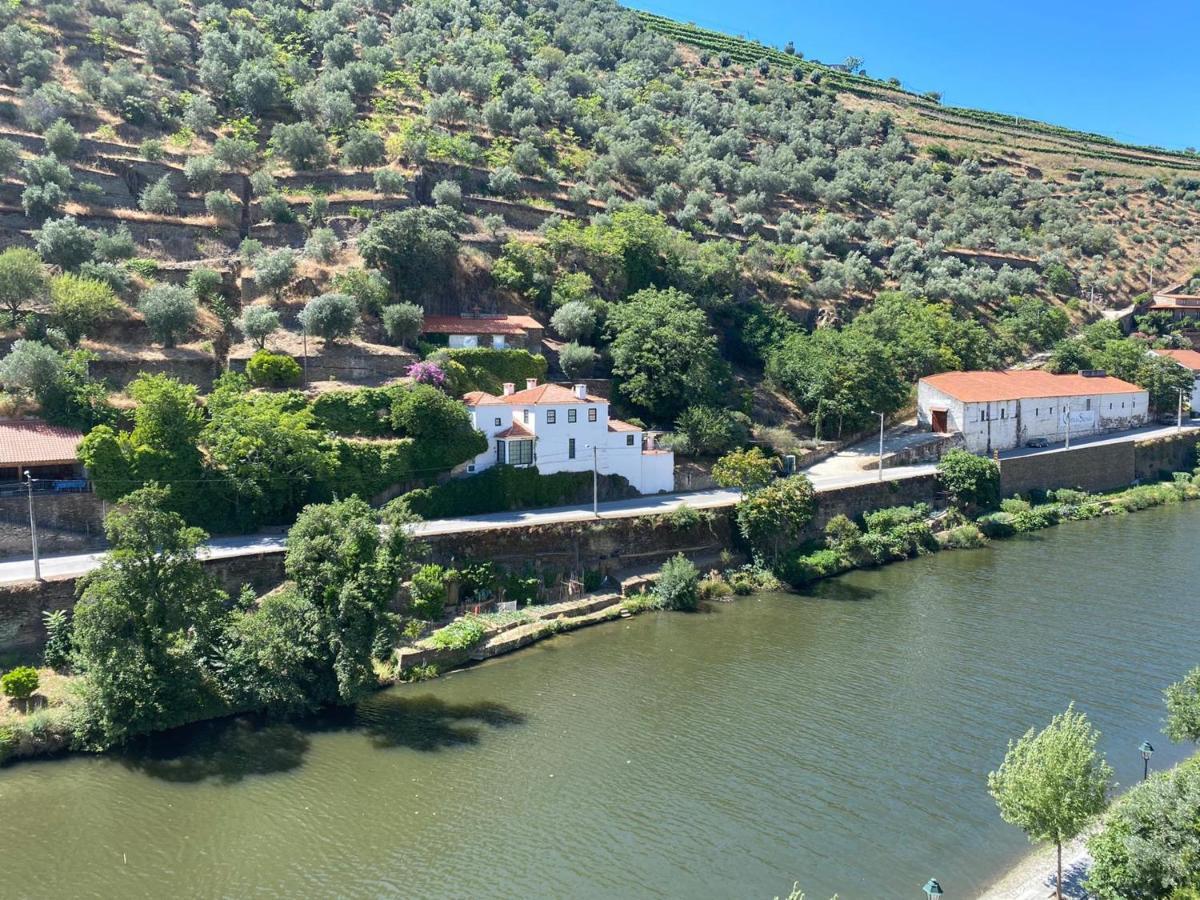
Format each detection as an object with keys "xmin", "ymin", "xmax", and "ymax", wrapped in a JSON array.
[
  {"xmin": 34, "ymin": 216, "xmax": 96, "ymax": 270},
  {"xmin": 237, "ymin": 305, "xmax": 280, "ymax": 349},
  {"xmin": 0, "ymin": 247, "xmax": 48, "ymax": 324},
  {"xmin": 139, "ymin": 175, "xmax": 178, "ymax": 214},
  {"xmin": 298, "ymin": 292, "xmax": 358, "ymax": 343},
  {"xmin": 138, "ymin": 283, "xmax": 197, "ymax": 347},
  {"xmin": 270, "ymin": 122, "xmax": 330, "ymax": 171},
  {"xmin": 550, "ymin": 300, "xmax": 595, "ymax": 342},
  {"xmin": 255, "ymin": 249, "xmax": 296, "ymax": 301},
  {"xmin": 341, "ymin": 129, "xmax": 385, "ymax": 170},
  {"xmin": 0, "ymin": 339, "xmax": 62, "ymax": 397},
  {"xmin": 381, "ymin": 302, "xmax": 423, "ymax": 347}
]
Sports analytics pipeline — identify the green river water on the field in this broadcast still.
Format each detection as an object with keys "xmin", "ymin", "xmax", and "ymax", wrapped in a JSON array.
[{"xmin": 2, "ymin": 502, "xmax": 1199, "ymax": 899}]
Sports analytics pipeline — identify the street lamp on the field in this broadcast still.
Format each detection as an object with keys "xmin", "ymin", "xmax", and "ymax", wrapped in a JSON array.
[
  {"xmin": 1139, "ymin": 740, "xmax": 1154, "ymax": 781},
  {"xmin": 873, "ymin": 410, "xmax": 885, "ymax": 482},
  {"xmin": 923, "ymin": 878, "xmax": 944, "ymax": 899}
]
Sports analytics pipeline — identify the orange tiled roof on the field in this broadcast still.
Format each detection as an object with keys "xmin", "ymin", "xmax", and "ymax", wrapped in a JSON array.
[
  {"xmin": 422, "ymin": 315, "xmax": 542, "ymax": 335},
  {"xmin": 1154, "ymin": 348, "xmax": 1200, "ymax": 371},
  {"xmin": 494, "ymin": 421, "xmax": 533, "ymax": 438},
  {"xmin": 0, "ymin": 420, "xmax": 83, "ymax": 467},
  {"xmin": 465, "ymin": 384, "xmax": 605, "ymax": 406},
  {"xmin": 921, "ymin": 370, "xmax": 1145, "ymax": 403}
]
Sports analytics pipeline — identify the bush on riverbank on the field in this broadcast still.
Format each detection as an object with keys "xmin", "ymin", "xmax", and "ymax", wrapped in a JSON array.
[
  {"xmin": 1086, "ymin": 756, "xmax": 1200, "ymax": 899},
  {"xmin": 427, "ymin": 616, "xmax": 487, "ymax": 651}
]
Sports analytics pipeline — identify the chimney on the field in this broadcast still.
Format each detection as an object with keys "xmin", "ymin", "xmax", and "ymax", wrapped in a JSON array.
[
  {"xmin": 502, "ymin": 382, "xmax": 515, "ymax": 396},
  {"xmin": 526, "ymin": 378, "xmax": 538, "ymax": 390},
  {"xmin": 574, "ymin": 383, "xmax": 587, "ymax": 400}
]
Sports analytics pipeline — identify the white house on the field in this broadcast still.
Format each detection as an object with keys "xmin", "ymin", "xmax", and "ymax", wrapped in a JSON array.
[
  {"xmin": 460, "ymin": 380, "xmax": 674, "ymax": 494},
  {"xmin": 917, "ymin": 370, "xmax": 1149, "ymax": 454},
  {"xmin": 421, "ymin": 315, "xmax": 543, "ymax": 351},
  {"xmin": 1152, "ymin": 348, "xmax": 1200, "ymax": 413}
]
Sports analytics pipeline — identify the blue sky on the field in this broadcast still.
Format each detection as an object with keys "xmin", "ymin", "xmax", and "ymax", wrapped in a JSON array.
[{"xmin": 626, "ymin": 0, "xmax": 1200, "ymax": 150}]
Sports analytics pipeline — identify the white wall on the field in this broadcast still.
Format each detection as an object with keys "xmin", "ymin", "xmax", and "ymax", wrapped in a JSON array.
[
  {"xmin": 918, "ymin": 382, "xmax": 1149, "ymax": 453},
  {"xmin": 464, "ymin": 399, "xmax": 674, "ymax": 494}
]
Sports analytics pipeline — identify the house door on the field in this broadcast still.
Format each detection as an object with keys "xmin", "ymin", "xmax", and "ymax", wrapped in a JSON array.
[{"xmin": 931, "ymin": 409, "xmax": 948, "ymax": 433}]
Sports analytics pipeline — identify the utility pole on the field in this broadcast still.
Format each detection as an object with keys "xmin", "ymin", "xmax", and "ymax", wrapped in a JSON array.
[
  {"xmin": 1064, "ymin": 402, "xmax": 1072, "ymax": 449},
  {"xmin": 1178, "ymin": 388, "xmax": 1184, "ymax": 432},
  {"xmin": 876, "ymin": 411, "xmax": 885, "ymax": 481},
  {"xmin": 25, "ymin": 470, "xmax": 40, "ymax": 581},
  {"xmin": 301, "ymin": 327, "xmax": 309, "ymax": 388},
  {"xmin": 591, "ymin": 445, "xmax": 598, "ymax": 515}
]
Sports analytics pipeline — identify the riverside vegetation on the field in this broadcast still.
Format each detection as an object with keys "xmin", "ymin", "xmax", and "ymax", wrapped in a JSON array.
[{"xmin": 5, "ymin": 444, "xmax": 1200, "ymax": 764}]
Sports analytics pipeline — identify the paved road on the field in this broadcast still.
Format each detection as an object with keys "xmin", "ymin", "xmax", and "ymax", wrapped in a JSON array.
[
  {"xmin": 1, "ymin": 422, "xmax": 1189, "ymax": 586},
  {"xmin": 0, "ymin": 465, "xmax": 936, "ymax": 586}
]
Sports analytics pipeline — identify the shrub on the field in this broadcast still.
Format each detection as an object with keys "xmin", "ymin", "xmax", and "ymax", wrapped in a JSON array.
[
  {"xmin": 778, "ymin": 548, "xmax": 850, "ymax": 587},
  {"xmin": 49, "ymin": 273, "xmax": 119, "ymax": 343},
  {"xmin": 299, "ymin": 292, "xmax": 358, "ymax": 342},
  {"xmin": 0, "ymin": 247, "xmax": 49, "ymax": 325},
  {"xmin": 139, "ymin": 139, "xmax": 165, "ymax": 161},
  {"xmin": 938, "ymin": 524, "xmax": 988, "ymax": 549},
  {"xmin": 341, "ymin": 129, "xmax": 385, "ymax": 170},
  {"xmin": 402, "ymin": 465, "xmax": 625, "ymax": 518},
  {"xmin": 0, "ymin": 665, "xmax": 39, "ymax": 700},
  {"xmin": 304, "ymin": 227, "xmax": 339, "ymax": 263},
  {"xmin": 374, "ymin": 168, "xmax": 406, "ymax": 195},
  {"xmin": 427, "ymin": 615, "xmax": 486, "ymax": 650},
  {"xmin": 187, "ymin": 267, "xmax": 224, "ymax": 303},
  {"xmin": 712, "ymin": 446, "xmax": 776, "ymax": 493},
  {"xmin": 550, "ymin": 300, "xmax": 595, "ymax": 342},
  {"xmin": 676, "ymin": 405, "xmax": 751, "ymax": 456},
  {"xmin": 382, "ymin": 302, "xmax": 423, "ymax": 346},
  {"xmin": 406, "ymin": 361, "xmax": 445, "ymax": 386},
  {"xmin": 205, "ymin": 190, "xmax": 241, "ymax": 226},
  {"xmin": 259, "ymin": 193, "xmax": 294, "ymax": 223},
  {"xmin": 652, "ymin": 554, "xmax": 700, "ymax": 610},
  {"xmin": 0, "ymin": 339, "xmax": 62, "ymax": 397},
  {"xmin": 43, "ymin": 118, "xmax": 79, "ymax": 158},
  {"xmin": 42, "ymin": 608, "xmax": 72, "ymax": 670},
  {"xmin": 237, "ymin": 305, "xmax": 280, "ymax": 349},
  {"xmin": 431, "ymin": 179, "xmax": 462, "ymax": 209},
  {"xmin": 863, "ymin": 503, "xmax": 930, "ymax": 533},
  {"xmin": 558, "ymin": 341, "xmax": 598, "ymax": 379},
  {"xmin": 938, "ymin": 449, "xmax": 1000, "ymax": 511},
  {"xmin": 270, "ymin": 121, "xmax": 329, "ymax": 170},
  {"xmin": 245, "ymin": 349, "xmax": 301, "ymax": 388},
  {"xmin": 138, "ymin": 283, "xmax": 196, "ymax": 347},
  {"xmin": 139, "ymin": 175, "xmax": 178, "ymax": 214},
  {"xmin": 410, "ymin": 563, "xmax": 451, "ymax": 620},
  {"xmin": 34, "ymin": 216, "xmax": 95, "ymax": 270},
  {"xmin": 734, "ymin": 475, "xmax": 817, "ymax": 561},
  {"xmin": 184, "ymin": 155, "xmax": 223, "ymax": 191},
  {"xmin": 441, "ymin": 348, "xmax": 547, "ymax": 393}
]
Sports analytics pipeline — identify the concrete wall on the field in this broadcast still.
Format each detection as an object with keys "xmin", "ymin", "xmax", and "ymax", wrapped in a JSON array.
[
  {"xmin": 1134, "ymin": 432, "xmax": 1199, "ymax": 481},
  {"xmin": 0, "ymin": 492, "xmax": 108, "ymax": 561}
]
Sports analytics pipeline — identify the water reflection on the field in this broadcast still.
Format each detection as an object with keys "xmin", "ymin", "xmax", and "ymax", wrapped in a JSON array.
[{"xmin": 117, "ymin": 694, "xmax": 528, "ymax": 784}]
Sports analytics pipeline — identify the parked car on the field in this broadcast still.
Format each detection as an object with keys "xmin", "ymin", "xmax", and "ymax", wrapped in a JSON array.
[
  {"xmin": 1025, "ymin": 437, "xmax": 1050, "ymax": 448},
  {"xmin": 1159, "ymin": 413, "xmax": 1178, "ymax": 425}
]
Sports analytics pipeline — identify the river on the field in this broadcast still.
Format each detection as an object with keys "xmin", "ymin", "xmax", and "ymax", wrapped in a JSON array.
[{"xmin": 2, "ymin": 503, "xmax": 1199, "ymax": 899}]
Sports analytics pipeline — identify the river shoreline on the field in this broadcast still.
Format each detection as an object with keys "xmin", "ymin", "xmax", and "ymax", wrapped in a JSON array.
[{"xmin": 3, "ymin": 472, "xmax": 1199, "ymax": 772}]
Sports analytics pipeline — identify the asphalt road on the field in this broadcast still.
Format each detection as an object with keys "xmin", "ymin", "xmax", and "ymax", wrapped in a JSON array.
[{"xmin": 0, "ymin": 422, "xmax": 1190, "ymax": 586}]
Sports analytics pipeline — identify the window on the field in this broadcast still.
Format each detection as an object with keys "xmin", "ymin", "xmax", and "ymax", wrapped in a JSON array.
[
  {"xmin": 1085, "ymin": 399, "xmax": 1092, "ymax": 411},
  {"xmin": 626, "ymin": 434, "xmax": 635, "ymax": 446},
  {"xmin": 546, "ymin": 409, "xmax": 556, "ymax": 424},
  {"xmin": 568, "ymin": 409, "xmax": 577, "ymax": 423},
  {"xmin": 522, "ymin": 409, "xmax": 530, "ymax": 424},
  {"xmin": 496, "ymin": 442, "xmax": 505, "ymax": 464},
  {"xmin": 1035, "ymin": 407, "xmax": 1039, "ymax": 416},
  {"xmin": 588, "ymin": 408, "xmax": 597, "ymax": 422},
  {"xmin": 568, "ymin": 438, "xmax": 575, "ymax": 460},
  {"xmin": 1000, "ymin": 407, "xmax": 1006, "ymax": 419},
  {"xmin": 494, "ymin": 417, "xmax": 502, "ymax": 426},
  {"xmin": 1109, "ymin": 403, "xmax": 1112, "ymax": 410},
  {"xmin": 508, "ymin": 439, "xmax": 533, "ymax": 466}
]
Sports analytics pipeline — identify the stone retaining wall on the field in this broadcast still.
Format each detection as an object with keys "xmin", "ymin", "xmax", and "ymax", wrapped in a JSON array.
[
  {"xmin": 1134, "ymin": 431, "xmax": 1199, "ymax": 481},
  {"xmin": 0, "ymin": 492, "xmax": 108, "ymax": 561},
  {"xmin": 1000, "ymin": 442, "xmax": 1135, "ymax": 497}
]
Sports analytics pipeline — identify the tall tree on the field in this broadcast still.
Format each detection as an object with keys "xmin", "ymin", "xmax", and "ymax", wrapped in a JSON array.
[
  {"xmin": 71, "ymin": 487, "xmax": 227, "ymax": 747},
  {"xmin": 988, "ymin": 705, "xmax": 1113, "ymax": 900}
]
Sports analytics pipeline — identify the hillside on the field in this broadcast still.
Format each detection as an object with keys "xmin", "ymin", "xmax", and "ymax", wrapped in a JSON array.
[{"xmin": 0, "ymin": 0, "xmax": 1195, "ymax": 527}]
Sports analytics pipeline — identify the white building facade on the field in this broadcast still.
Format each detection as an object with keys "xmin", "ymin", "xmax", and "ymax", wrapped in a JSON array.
[
  {"xmin": 1153, "ymin": 349, "xmax": 1200, "ymax": 413},
  {"xmin": 460, "ymin": 380, "xmax": 674, "ymax": 494},
  {"xmin": 917, "ymin": 370, "xmax": 1149, "ymax": 454}
]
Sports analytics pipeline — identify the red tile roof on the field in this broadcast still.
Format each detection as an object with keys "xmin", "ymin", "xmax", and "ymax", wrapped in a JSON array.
[
  {"xmin": 465, "ymin": 384, "xmax": 605, "ymax": 406},
  {"xmin": 608, "ymin": 418, "xmax": 640, "ymax": 432},
  {"xmin": 0, "ymin": 420, "xmax": 83, "ymax": 467},
  {"xmin": 421, "ymin": 315, "xmax": 542, "ymax": 335},
  {"xmin": 921, "ymin": 370, "xmax": 1145, "ymax": 403},
  {"xmin": 1154, "ymin": 348, "xmax": 1200, "ymax": 371},
  {"xmin": 494, "ymin": 421, "xmax": 533, "ymax": 438}
]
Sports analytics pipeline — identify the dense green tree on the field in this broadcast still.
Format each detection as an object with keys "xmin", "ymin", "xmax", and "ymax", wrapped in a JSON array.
[
  {"xmin": 1165, "ymin": 666, "xmax": 1200, "ymax": 744},
  {"xmin": 34, "ymin": 216, "xmax": 95, "ymax": 270},
  {"xmin": 558, "ymin": 341, "xmax": 597, "ymax": 379},
  {"xmin": 283, "ymin": 497, "xmax": 415, "ymax": 703},
  {"xmin": 49, "ymin": 273, "xmax": 119, "ymax": 343},
  {"xmin": 0, "ymin": 339, "xmax": 62, "ymax": 397},
  {"xmin": 676, "ymin": 405, "xmax": 751, "ymax": 456},
  {"xmin": 255, "ymin": 249, "xmax": 296, "ymax": 301},
  {"xmin": 358, "ymin": 207, "xmax": 461, "ymax": 301},
  {"xmin": 139, "ymin": 175, "xmax": 178, "ymax": 214},
  {"xmin": 270, "ymin": 122, "xmax": 330, "ymax": 171},
  {"xmin": 937, "ymin": 449, "xmax": 1000, "ymax": 511},
  {"xmin": 607, "ymin": 287, "xmax": 728, "ymax": 421},
  {"xmin": 332, "ymin": 267, "xmax": 391, "ymax": 314},
  {"xmin": 988, "ymin": 705, "xmax": 1113, "ymax": 900},
  {"xmin": 712, "ymin": 446, "xmax": 777, "ymax": 494},
  {"xmin": 734, "ymin": 475, "xmax": 816, "ymax": 562},
  {"xmin": 341, "ymin": 129, "xmax": 385, "ymax": 170},
  {"xmin": 0, "ymin": 247, "xmax": 48, "ymax": 324},
  {"xmin": 71, "ymin": 486, "xmax": 228, "ymax": 747},
  {"xmin": 42, "ymin": 118, "xmax": 79, "ymax": 158},
  {"xmin": 550, "ymin": 300, "xmax": 596, "ymax": 342}
]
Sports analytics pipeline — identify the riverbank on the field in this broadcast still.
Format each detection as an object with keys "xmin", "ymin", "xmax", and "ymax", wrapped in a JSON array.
[
  {"xmin": 977, "ymin": 830, "xmax": 1095, "ymax": 900},
  {"xmin": 3, "ymin": 469, "xmax": 1199, "ymax": 768}
]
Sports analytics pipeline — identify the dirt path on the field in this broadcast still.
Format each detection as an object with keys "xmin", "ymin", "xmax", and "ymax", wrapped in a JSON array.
[{"xmin": 976, "ymin": 831, "xmax": 1095, "ymax": 900}]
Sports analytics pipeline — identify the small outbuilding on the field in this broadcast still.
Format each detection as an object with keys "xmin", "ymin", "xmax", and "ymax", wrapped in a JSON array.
[
  {"xmin": 0, "ymin": 419, "xmax": 86, "ymax": 485},
  {"xmin": 420, "ymin": 314, "xmax": 543, "ymax": 351},
  {"xmin": 917, "ymin": 370, "xmax": 1149, "ymax": 454}
]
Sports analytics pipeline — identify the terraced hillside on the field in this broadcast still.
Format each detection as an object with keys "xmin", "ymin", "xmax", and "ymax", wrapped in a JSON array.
[{"xmin": 0, "ymin": 0, "xmax": 1195, "ymax": 527}]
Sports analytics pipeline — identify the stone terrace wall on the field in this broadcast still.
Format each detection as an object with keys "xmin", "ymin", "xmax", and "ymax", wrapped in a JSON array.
[{"xmin": 1000, "ymin": 442, "xmax": 1135, "ymax": 496}]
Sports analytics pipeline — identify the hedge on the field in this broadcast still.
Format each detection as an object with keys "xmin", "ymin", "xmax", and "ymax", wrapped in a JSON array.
[
  {"xmin": 402, "ymin": 465, "xmax": 631, "ymax": 518},
  {"xmin": 442, "ymin": 348, "xmax": 548, "ymax": 394},
  {"xmin": 310, "ymin": 387, "xmax": 396, "ymax": 436},
  {"xmin": 325, "ymin": 438, "xmax": 416, "ymax": 500}
]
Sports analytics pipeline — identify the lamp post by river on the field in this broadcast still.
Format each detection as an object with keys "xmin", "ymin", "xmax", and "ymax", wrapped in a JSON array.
[
  {"xmin": 923, "ymin": 878, "xmax": 944, "ymax": 899},
  {"xmin": 1139, "ymin": 740, "xmax": 1154, "ymax": 781},
  {"xmin": 24, "ymin": 470, "xmax": 40, "ymax": 581},
  {"xmin": 874, "ymin": 410, "xmax": 885, "ymax": 482}
]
